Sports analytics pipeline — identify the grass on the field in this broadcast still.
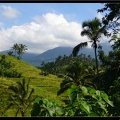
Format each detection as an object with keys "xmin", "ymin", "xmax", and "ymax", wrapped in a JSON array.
[
  {"xmin": 0, "ymin": 54, "xmax": 67, "ymax": 116},
  {"xmin": 0, "ymin": 54, "xmax": 41, "ymax": 78},
  {"xmin": 0, "ymin": 76, "xmax": 66, "ymax": 116}
]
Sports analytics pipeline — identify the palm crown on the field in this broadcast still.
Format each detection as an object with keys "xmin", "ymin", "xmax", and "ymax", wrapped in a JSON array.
[{"xmin": 72, "ymin": 17, "xmax": 107, "ymax": 75}]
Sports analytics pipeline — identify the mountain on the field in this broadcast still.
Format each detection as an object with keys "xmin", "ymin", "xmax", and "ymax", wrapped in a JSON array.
[
  {"xmin": 28, "ymin": 42, "xmax": 112, "ymax": 66},
  {"xmin": 0, "ymin": 50, "xmax": 39, "ymax": 61},
  {"xmin": 0, "ymin": 42, "xmax": 112, "ymax": 67},
  {"xmin": 29, "ymin": 47, "xmax": 73, "ymax": 66}
]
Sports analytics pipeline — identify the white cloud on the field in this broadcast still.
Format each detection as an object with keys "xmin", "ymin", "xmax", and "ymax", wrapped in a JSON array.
[
  {"xmin": 0, "ymin": 5, "xmax": 20, "ymax": 19},
  {"xmin": 0, "ymin": 12, "xmax": 109, "ymax": 54},
  {"xmin": 96, "ymin": 12, "xmax": 103, "ymax": 21}
]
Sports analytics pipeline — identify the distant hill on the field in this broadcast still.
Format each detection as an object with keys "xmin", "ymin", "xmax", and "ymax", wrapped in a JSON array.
[
  {"xmin": 29, "ymin": 46, "xmax": 73, "ymax": 66},
  {"xmin": 0, "ymin": 42, "xmax": 112, "ymax": 67},
  {"xmin": 28, "ymin": 42, "xmax": 112, "ymax": 66}
]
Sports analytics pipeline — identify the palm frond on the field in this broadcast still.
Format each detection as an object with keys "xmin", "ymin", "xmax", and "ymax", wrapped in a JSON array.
[
  {"xmin": 3, "ymin": 103, "xmax": 13, "ymax": 114},
  {"xmin": 60, "ymin": 79, "xmax": 73, "ymax": 88},
  {"xmin": 8, "ymin": 85, "xmax": 18, "ymax": 93},
  {"xmin": 72, "ymin": 42, "xmax": 88, "ymax": 57},
  {"xmin": 26, "ymin": 78, "xmax": 31, "ymax": 93},
  {"xmin": 57, "ymin": 84, "xmax": 72, "ymax": 96},
  {"xmin": 22, "ymin": 79, "xmax": 25, "ymax": 92},
  {"xmin": 26, "ymin": 88, "xmax": 34, "ymax": 103},
  {"xmin": 82, "ymin": 20, "xmax": 90, "ymax": 28},
  {"xmin": 15, "ymin": 108, "xmax": 20, "ymax": 117},
  {"xmin": 81, "ymin": 30, "xmax": 92, "ymax": 38}
]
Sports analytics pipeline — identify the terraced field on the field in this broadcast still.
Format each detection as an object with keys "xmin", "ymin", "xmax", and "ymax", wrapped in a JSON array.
[{"xmin": 0, "ymin": 54, "xmax": 66, "ymax": 116}]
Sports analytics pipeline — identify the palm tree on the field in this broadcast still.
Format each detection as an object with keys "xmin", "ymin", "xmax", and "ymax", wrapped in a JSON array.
[
  {"xmin": 7, "ymin": 50, "xmax": 13, "ymax": 56},
  {"xmin": 11, "ymin": 43, "xmax": 18, "ymax": 57},
  {"xmin": 72, "ymin": 17, "xmax": 107, "ymax": 75},
  {"xmin": 17, "ymin": 44, "xmax": 28, "ymax": 59},
  {"xmin": 7, "ymin": 78, "xmax": 35, "ymax": 116},
  {"xmin": 57, "ymin": 62, "xmax": 95, "ymax": 95}
]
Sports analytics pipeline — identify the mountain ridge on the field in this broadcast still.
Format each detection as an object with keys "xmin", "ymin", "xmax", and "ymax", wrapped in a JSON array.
[{"xmin": 0, "ymin": 42, "xmax": 112, "ymax": 66}]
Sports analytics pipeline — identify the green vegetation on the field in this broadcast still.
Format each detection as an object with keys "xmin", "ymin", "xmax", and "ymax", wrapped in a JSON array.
[
  {"xmin": 72, "ymin": 17, "xmax": 107, "ymax": 76},
  {"xmin": 0, "ymin": 54, "xmax": 64, "ymax": 116},
  {"xmin": 31, "ymin": 85, "xmax": 113, "ymax": 116},
  {"xmin": 9, "ymin": 43, "xmax": 28, "ymax": 59},
  {"xmin": 0, "ymin": 3, "xmax": 120, "ymax": 117},
  {"xmin": 0, "ymin": 54, "xmax": 41, "ymax": 78}
]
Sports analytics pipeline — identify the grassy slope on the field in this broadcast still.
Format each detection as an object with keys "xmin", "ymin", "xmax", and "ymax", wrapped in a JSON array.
[
  {"xmin": 0, "ymin": 54, "xmax": 66, "ymax": 116},
  {"xmin": 2, "ymin": 54, "xmax": 41, "ymax": 78}
]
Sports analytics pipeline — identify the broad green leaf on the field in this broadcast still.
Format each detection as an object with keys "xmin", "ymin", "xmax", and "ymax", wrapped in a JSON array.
[
  {"xmin": 107, "ymin": 100, "xmax": 114, "ymax": 107},
  {"xmin": 97, "ymin": 101, "xmax": 107, "ymax": 112},
  {"xmin": 48, "ymin": 106, "xmax": 55, "ymax": 116},
  {"xmin": 69, "ymin": 91, "xmax": 77, "ymax": 103},
  {"xmin": 80, "ymin": 86, "xmax": 89, "ymax": 95},
  {"xmin": 100, "ymin": 91, "xmax": 108, "ymax": 101},
  {"xmin": 67, "ymin": 85, "xmax": 79, "ymax": 94},
  {"xmin": 77, "ymin": 93, "xmax": 82, "ymax": 101},
  {"xmin": 80, "ymin": 101, "xmax": 91, "ymax": 114},
  {"xmin": 55, "ymin": 107, "xmax": 65, "ymax": 116},
  {"xmin": 100, "ymin": 91, "xmax": 114, "ymax": 107},
  {"xmin": 91, "ymin": 94, "xmax": 99, "ymax": 100},
  {"xmin": 96, "ymin": 90, "xmax": 101, "ymax": 96},
  {"xmin": 35, "ymin": 97, "xmax": 41, "ymax": 104},
  {"xmin": 87, "ymin": 87, "xmax": 96, "ymax": 95}
]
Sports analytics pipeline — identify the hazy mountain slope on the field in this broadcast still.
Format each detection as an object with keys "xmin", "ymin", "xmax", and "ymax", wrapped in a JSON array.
[{"xmin": 0, "ymin": 42, "xmax": 112, "ymax": 66}]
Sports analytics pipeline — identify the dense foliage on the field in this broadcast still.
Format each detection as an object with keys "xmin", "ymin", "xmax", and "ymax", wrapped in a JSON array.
[
  {"xmin": 39, "ymin": 53, "xmax": 96, "ymax": 77},
  {"xmin": 31, "ymin": 85, "xmax": 113, "ymax": 116},
  {"xmin": 0, "ymin": 55, "xmax": 22, "ymax": 78},
  {"xmin": 8, "ymin": 43, "xmax": 28, "ymax": 59},
  {"xmin": 0, "ymin": 3, "xmax": 120, "ymax": 117}
]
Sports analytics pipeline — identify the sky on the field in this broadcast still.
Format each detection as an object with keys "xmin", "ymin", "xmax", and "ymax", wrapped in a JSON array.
[{"xmin": 0, "ymin": 3, "xmax": 110, "ymax": 54}]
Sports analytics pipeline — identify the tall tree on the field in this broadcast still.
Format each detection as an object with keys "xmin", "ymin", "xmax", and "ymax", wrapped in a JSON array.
[
  {"xmin": 72, "ymin": 17, "xmax": 107, "ymax": 75},
  {"xmin": 17, "ymin": 44, "xmax": 28, "ymax": 59},
  {"xmin": 11, "ymin": 43, "xmax": 18, "ymax": 57}
]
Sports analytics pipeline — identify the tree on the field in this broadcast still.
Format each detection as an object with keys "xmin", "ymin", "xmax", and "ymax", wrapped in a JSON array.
[
  {"xmin": 98, "ymin": 3, "xmax": 120, "ymax": 34},
  {"xmin": 11, "ymin": 43, "xmax": 28, "ymax": 59},
  {"xmin": 11, "ymin": 43, "xmax": 18, "ymax": 57},
  {"xmin": 57, "ymin": 62, "xmax": 96, "ymax": 95},
  {"xmin": 17, "ymin": 44, "xmax": 28, "ymax": 59},
  {"xmin": 7, "ymin": 78, "xmax": 35, "ymax": 116},
  {"xmin": 72, "ymin": 17, "xmax": 107, "ymax": 76},
  {"xmin": 97, "ymin": 35, "xmax": 120, "ymax": 115},
  {"xmin": 7, "ymin": 50, "xmax": 13, "ymax": 56}
]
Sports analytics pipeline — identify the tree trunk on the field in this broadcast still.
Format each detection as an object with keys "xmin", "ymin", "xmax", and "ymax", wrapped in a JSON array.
[
  {"xmin": 94, "ymin": 42, "xmax": 101, "ymax": 89},
  {"xmin": 21, "ymin": 110, "xmax": 24, "ymax": 117},
  {"xmin": 94, "ymin": 47, "xmax": 99, "ymax": 76}
]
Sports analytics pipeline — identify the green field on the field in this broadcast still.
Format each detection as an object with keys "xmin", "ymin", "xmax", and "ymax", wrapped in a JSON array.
[{"xmin": 0, "ymin": 54, "xmax": 67, "ymax": 116}]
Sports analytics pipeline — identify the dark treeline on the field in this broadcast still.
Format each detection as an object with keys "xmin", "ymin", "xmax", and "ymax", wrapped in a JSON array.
[{"xmin": 38, "ymin": 53, "xmax": 96, "ymax": 76}]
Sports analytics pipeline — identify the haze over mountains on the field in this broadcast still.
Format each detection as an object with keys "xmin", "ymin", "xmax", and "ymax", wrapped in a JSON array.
[{"xmin": 0, "ymin": 42, "xmax": 112, "ymax": 67}]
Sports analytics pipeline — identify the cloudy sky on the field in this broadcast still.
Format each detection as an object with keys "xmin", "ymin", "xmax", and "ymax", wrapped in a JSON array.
[{"xmin": 0, "ymin": 3, "xmax": 109, "ymax": 54}]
